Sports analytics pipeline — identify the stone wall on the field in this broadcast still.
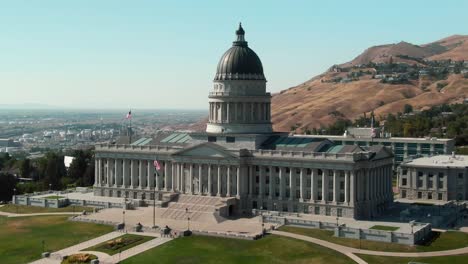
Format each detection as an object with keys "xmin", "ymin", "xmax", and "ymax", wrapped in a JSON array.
[{"xmin": 263, "ymin": 215, "xmax": 432, "ymax": 245}]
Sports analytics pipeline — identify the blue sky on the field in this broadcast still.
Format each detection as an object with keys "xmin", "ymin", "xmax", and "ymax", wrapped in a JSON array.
[{"xmin": 0, "ymin": 0, "xmax": 467, "ymax": 109}]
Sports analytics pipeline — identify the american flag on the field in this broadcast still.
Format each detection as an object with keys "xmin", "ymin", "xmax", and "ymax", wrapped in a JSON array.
[
  {"xmin": 126, "ymin": 110, "xmax": 132, "ymax": 119},
  {"xmin": 153, "ymin": 160, "xmax": 161, "ymax": 171}
]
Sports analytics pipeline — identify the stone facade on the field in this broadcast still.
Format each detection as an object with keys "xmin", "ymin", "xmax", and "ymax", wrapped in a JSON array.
[
  {"xmin": 398, "ymin": 155, "xmax": 468, "ymax": 202},
  {"xmin": 93, "ymin": 25, "xmax": 394, "ymax": 220}
]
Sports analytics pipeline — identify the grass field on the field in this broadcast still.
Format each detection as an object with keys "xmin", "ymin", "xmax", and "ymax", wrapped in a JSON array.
[
  {"xmin": 0, "ymin": 204, "xmax": 94, "ymax": 214},
  {"xmin": 369, "ymin": 225, "xmax": 399, "ymax": 231},
  {"xmin": 358, "ymin": 254, "xmax": 468, "ymax": 264},
  {"xmin": 278, "ymin": 226, "xmax": 468, "ymax": 252},
  {"xmin": 121, "ymin": 234, "xmax": 354, "ymax": 264},
  {"xmin": 84, "ymin": 234, "xmax": 154, "ymax": 256},
  {"xmin": 0, "ymin": 215, "xmax": 113, "ymax": 264}
]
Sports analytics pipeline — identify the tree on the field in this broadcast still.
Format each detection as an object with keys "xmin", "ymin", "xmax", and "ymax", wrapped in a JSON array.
[
  {"xmin": 19, "ymin": 159, "xmax": 31, "ymax": 178},
  {"xmin": 403, "ymin": 104, "xmax": 413, "ymax": 114},
  {"xmin": 0, "ymin": 173, "xmax": 16, "ymax": 202}
]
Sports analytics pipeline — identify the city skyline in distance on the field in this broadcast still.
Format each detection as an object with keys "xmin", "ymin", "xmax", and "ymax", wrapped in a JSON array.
[{"xmin": 1, "ymin": 0, "xmax": 467, "ymax": 110}]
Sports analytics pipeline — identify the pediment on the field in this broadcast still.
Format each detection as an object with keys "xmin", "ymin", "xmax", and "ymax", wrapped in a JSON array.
[{"xmin": 172, "ymin": 143, "xmax": 238, "ymax": 159}]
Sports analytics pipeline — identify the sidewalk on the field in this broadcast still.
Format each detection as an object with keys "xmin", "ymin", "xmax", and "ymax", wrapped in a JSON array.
[
  {"xmin": 272, "ymin": 230, "xmax": 468, "ymax": 261},
  {"xmin": 0, "ymin": 211, "xmax": 82, "ymax": 218},
  {"xmin": 29, "ymin": 231, "xmax": 172, "ymax": 264}
]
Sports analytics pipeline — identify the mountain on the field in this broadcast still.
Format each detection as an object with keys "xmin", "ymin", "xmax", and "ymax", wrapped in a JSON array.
[{"xmin": 271, "ymin": 35, "xmax": 468, "ymax": 132}]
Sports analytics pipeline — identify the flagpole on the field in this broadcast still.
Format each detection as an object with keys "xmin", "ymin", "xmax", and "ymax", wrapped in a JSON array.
[{"xmin": 153, "ymin": 169, "xmax": 157, "ymax": 228}]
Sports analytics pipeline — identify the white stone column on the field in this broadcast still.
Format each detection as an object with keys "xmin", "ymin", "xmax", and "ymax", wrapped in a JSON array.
[
  {"xmin": 106, "ymin": 159, "xmax": 111, "ymax": 187},
  {"xmin": 130, "ymin": 160, "xmax": 135, "ymax": 188},
  {"xmin": 289, "ymin": 168, "xmax": 294, "ymax": 201},
  {"xmin": 217, "ymin": 165, "xmax": 222, "ymax": 196},
  {"xmin": 171, "ymin": 163, "xmax": 175, "ymax": 191},
  {"xmin": 227, "ymin": 166, "xmax": 231, "ymax": 196},
  {"xmin": 114, "ymin": 159, "xmax": 119, "ymax": 187},
  {"xmin": 138, "ymin": 160, "xmax": 144, "ymax": 189},
  {"xmin": 236, "ymin": 166, "xmax": 240, "ymax": 197},
  {"xmin": 94, "ymin": 159, "xmax": 99, "ymax": 186},
  {"xmin": 208, "ymin": 165, "xmax": 212, "ymax": 195},
  {"xmin": 299, "ymin": 168, "xmax": 304, "ymax": 201},
  {"xmin": 322, "ymin": 169, "xmax": 327, "ymax": 202},
  {"xmin": 350, "ymin": 170, "xmax": 355, "ymax": 205},
  {"xmin": 344, "ymin": 171, "xmax": 349, "ymax": 204},
  {"xmin": 333, "ymin": 170, "xmax": 338, "ymax": 203},
  {"xmin": 189, "ymin": 164, "xmax": 194, "ymax": 194},
  {"xmin": 199, "ymin": 164, "xmax": 203, "ymax": 194},
  {"xmin": 259, "ymin": 166, "xmax": 264, "ymax": 198},
  {"xmin": 311, "ymin": 169, "xmax": 316, "ymax": 201},
  {"xmin": 279, "ymin": 167, "xmax": 285, "ymax": 200}
]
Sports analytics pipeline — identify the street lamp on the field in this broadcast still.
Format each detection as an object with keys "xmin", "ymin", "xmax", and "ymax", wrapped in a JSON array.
[
  {"xmin": 49, "ymin": 183, "xmax": 52, "ymax": 192},
  {"xmin": 13, "ymin": 188, "xmax": 17, "ymax": 213},
  {"xmin": 410, "ymin": 220, "xmax": 415, "ymax": 234},
  {"xmin": 185, "ymin": 208, "xmax": 190, "ymax": 230}
]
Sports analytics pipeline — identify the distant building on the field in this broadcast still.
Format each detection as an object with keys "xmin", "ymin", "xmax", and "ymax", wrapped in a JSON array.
[
  {"xmin": 398, "ymin": 154, "xmax": 468, "ymax": 202},
  {"xmin": 306, "ymin": 128, "xmax": 455, "ymax": 166}
]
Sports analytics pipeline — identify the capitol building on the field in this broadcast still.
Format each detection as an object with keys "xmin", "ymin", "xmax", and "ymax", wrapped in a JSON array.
[{"xmin": 94, "ymin": 24, "xmax": 394, "ymax": 219}]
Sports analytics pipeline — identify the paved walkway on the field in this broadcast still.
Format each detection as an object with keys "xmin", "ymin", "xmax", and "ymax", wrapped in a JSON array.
[
  {"xmin": 29, "ymin": 231, "xmax": 172, "ymax": 264},
  {"xmin": 272, "ymin": 230, "xmax": 468, "ymax": 263},
  {"xmin": 0, "ymin": 211, "xmax": 81, "ymax": 218}
]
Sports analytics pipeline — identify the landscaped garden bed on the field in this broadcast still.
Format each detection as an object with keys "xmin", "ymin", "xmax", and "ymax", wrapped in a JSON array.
[{"xmin": 84, "ymin": 234, "xmax": 153, "ymax": 255}]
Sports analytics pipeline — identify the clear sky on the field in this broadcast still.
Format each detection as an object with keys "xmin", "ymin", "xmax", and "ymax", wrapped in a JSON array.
[{"xmin": 1, "ymin": 0, "xmax": 467, "ymax": 110}]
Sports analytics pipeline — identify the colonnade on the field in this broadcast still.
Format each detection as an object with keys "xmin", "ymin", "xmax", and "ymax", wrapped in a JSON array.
[
  {"xmin": 209, "ymin": 101, "xmax": 270, "ymax": 123},
  {"xmin": 94, "ymin": 158, "xmax": 241, "ymax": 197}
]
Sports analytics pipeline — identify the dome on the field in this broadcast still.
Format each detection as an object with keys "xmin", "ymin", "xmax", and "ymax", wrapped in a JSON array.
[{"xmin": 214, "ymin": 24, "xmax": 265, "ymax": 81}]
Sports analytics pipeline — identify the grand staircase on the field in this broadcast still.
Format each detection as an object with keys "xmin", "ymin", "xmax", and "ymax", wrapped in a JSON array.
[{"xmin": 159, "ymin": 194, "xmax": 235, "ymax": 223}]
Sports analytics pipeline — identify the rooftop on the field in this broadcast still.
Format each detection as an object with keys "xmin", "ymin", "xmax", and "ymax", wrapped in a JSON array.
[
  {"xmin": 403, "ymin": 155, "xmax": 468, "ymax": 168},
  {"xmin": 295, "ymin": 134, "xmax": 453, "ymax": 142}
]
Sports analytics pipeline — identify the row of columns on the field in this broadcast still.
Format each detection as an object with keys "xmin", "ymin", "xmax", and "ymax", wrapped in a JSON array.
[
  {"xmin": 209, "ymin": 102, "xmax": 270, "ymax": 123},
  {"xmin": 247, "ymin": 165, "xmax": 393, "ymax": 205},
  {"xmin": 247, "ymin": 166, "xmax": 356, "ymax": 205},
  {"xmin": 95, "ymin": 158, "xmax": 241, "ymax": 197}
]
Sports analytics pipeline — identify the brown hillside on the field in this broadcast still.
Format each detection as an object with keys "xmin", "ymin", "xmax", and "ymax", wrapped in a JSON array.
[
  {"xmin": 271, "ymin": 74, "xmax": 468, "ymax": 132},
  {"xmin": 424, "ymin": 35, "xmax": 468, "ymax": 61},
  {"xmin": 341, "ymin": 41, "xmax": 433, "ymax": 67},
  {"xmin": 271, "ymin": 34, "xmax": 468, "ymax": 132}
]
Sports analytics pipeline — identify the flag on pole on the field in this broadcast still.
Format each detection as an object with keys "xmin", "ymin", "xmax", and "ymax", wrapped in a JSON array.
[
  {"xmin": 153, "ymin": 160, "xmax": 161, "ymax": 171},
  {"xmin": 126, "ymin": 110, "xmax": 132, "ymax": 119},
  {"xmin": 371, "ymin": 114, "xmax": 376, "ymax": 138}
]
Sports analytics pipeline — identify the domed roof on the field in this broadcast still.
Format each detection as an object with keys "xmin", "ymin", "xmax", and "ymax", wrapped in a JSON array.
[{"xmin": 214, "ymin": 24, "xmax": 265, "ymax": 81}]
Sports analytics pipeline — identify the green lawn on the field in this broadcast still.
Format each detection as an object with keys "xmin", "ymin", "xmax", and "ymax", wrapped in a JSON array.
[
  {"xmin": 0, "ymin": 204, "xmax": 94, "ymax": 214},
  {"xmin": 278, "ymin": 226, "xmax": 468, "ymax": 252},
  {"xmin": 369, "ymin": 225, "xmax": 399, "ymax": 231},
  {"xmin": 358, "ymin": 254, "xmax": 468, "ymax": 264},
  {"xmin": 122, "ymin": 234, "xmax": 354, "ymax": 264},
  {"xmin": 0, "ymin": 215, "xmax": 113, "ymax": 264},
  {"xmin": 84, "ymin": 234, "xmax": 154, "ymax": 255}
]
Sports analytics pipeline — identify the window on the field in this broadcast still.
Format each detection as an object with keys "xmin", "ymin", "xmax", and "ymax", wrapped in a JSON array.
[
  {"xmin": 266, "ymin": 176, "xmax": 270, "ymax": 184},
  {"xmin": 428, "ymin": 174, "xmax": 434, "ymax": 188},
  {"xmin": 458, "ymin": 173, "xmax": 464, "ymax": 179},
  {"xmin": 337, "ymin": 208, "xmax": 343, "ymax": 217},
  {"xmin": 252, "ymin": 201, "xmax": 257, "ymax": 209},
  {"xmin": 325, "ymin": 207, "xmax": 331, "ymax": 216},
  {"xmin": 275, "ymin": 167, "xmax": 280, "ymax": 173},
  {"xmin": 255, "ymin": 166, "xmax": 259, "ymax": 171},
  {"xmin": 401, "ymin": 190, "xmax": 406, "ymax": 198},
  {"xmin": 417, "ymin": 192, "xmax": 422, "ymax": 199},
  {"xmin": 428, "ymin": 193, "xmax": 432, "ymax": 199},
  {"xmin": 226, "ymin": 136, "xmax": 235, "ymax": 143},
  {"xmin": 402, "ymin": 169, "xmax": 408, "ymax": 175},
  {"xmin": 418, "ymin": 171, "xmax": 423, "ymax": 177},
  {"xmin": 208, "ymin": 136, "xmax": 217, "ymax": 142},
  {"xmin": 438, "ymin": 178, "xmax": 444, "ymax": 189},
  {"xmin": 296, "ymin": 169, "xmax": 301, "ymax": 174},
  {"xmin": 286, "ymin": 167, "xmax": 290, "ymax": 173},
  {"xmin": 315, "ymin": 206, "xmax": 320, "ymax": 215},
  {"xmin": 256, "ymin": 176, "xmax": 259, "ymax": 183},
  {"xmin": 438, "ymin": 193, "xmax": 443, "ymax": 200},
  {"xmin": 402, "ymin": 178, "xmax": 407, "ymax": 186}
]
